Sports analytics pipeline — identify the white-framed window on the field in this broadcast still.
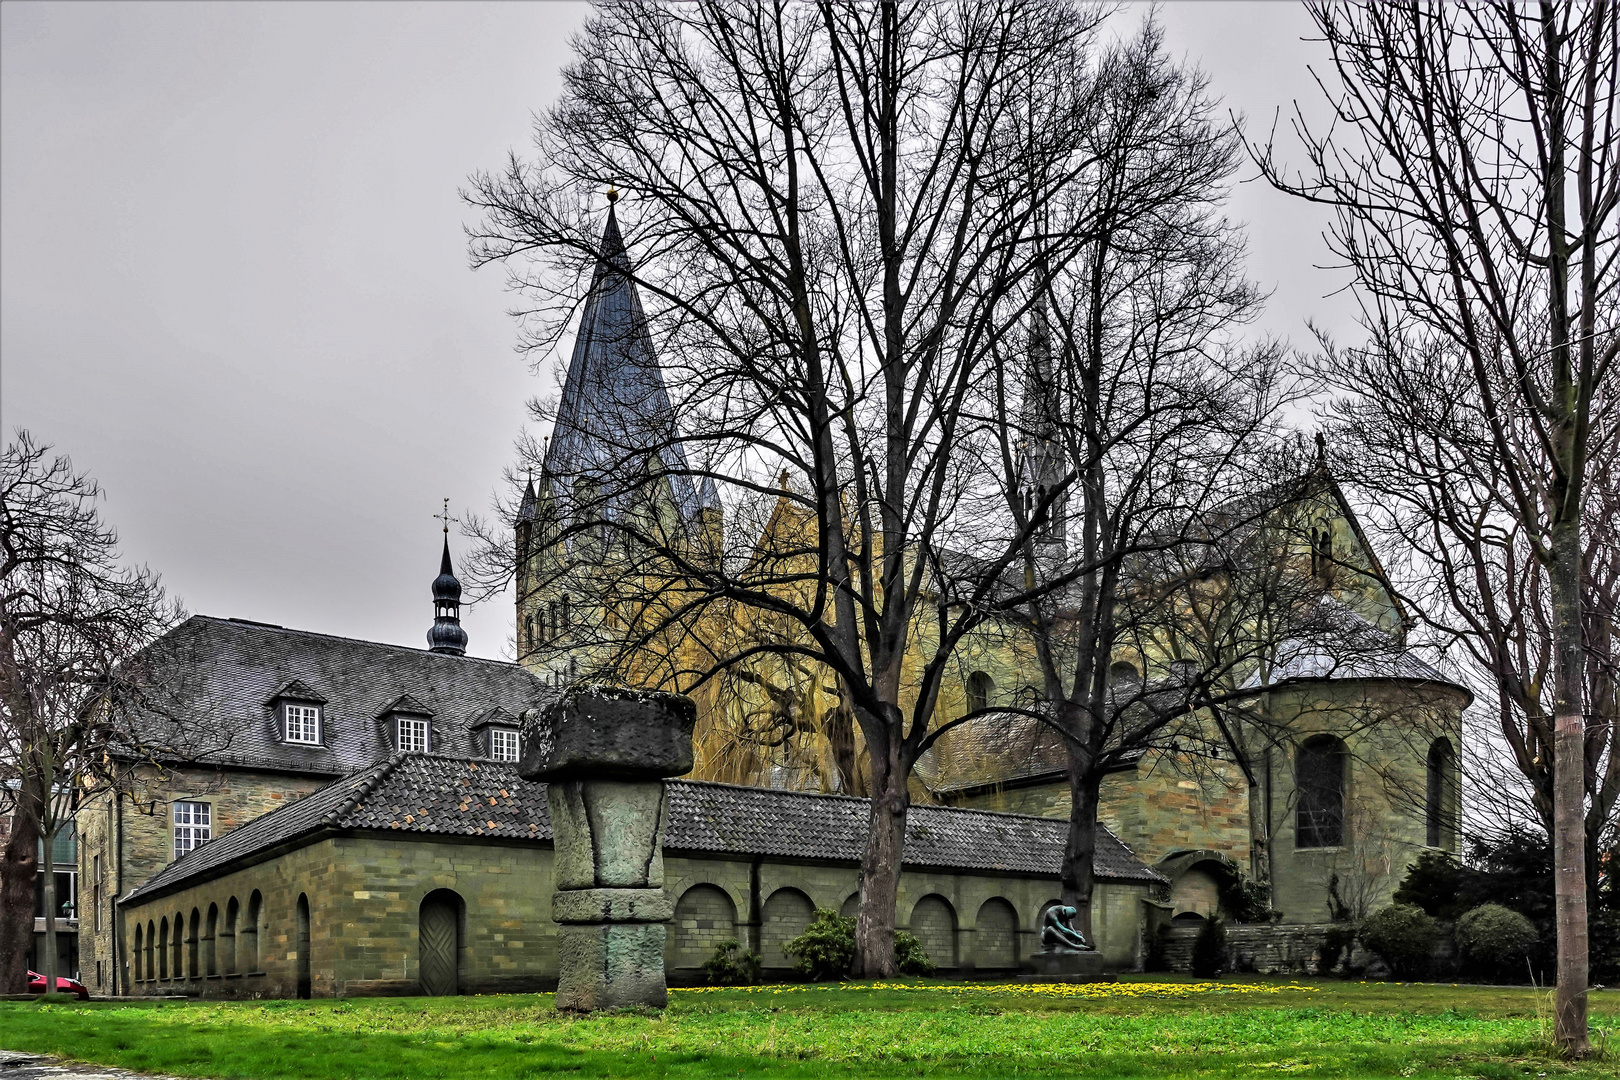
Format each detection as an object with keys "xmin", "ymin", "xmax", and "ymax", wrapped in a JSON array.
[
  {"xmin": 284, "ymin": 703, "xmax": 321, "ymax": 744},
  {"xmin": 397, "ymin": 716, "xmax": 430, "ymax": 753},
  {"xmin": 489, "ymin": 727, "xmax": 520, "ymax": 762},
  {"xmin": 173, "ymin": 801, "xmax": 211, "ymax": 861}
]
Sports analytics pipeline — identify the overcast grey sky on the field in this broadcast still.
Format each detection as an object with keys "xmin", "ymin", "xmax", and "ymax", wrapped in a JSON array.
[{"xmin": 1, "ymin": 1, "xmax": 1356, "ymax": 661}]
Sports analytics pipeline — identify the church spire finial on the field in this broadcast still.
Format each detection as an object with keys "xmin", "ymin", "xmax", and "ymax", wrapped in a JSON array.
[{"xmin": 428, "ymin": 499, "xmax": 468, "ymax": 656}]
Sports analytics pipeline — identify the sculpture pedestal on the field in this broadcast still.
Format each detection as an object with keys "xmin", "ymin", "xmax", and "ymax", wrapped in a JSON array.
[
  {"xmin": 1021, "ymin": 950, "xmax": 1116, "ymax": 983},
  {"xmin": 520, "ymin": 689, "xmax": 696, "ymax": 1012}
]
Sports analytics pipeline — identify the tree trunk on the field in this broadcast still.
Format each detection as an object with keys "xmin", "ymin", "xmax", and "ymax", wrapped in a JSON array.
[
  {"xmin": 1061, "ymin": 757, "xmax": 1103, "ymax": 943},
  {"xmin": 40, "ymin": 824, "xmax": 60, "ymax": 997},
  {"xmin": 853, "ymin": 755, "xmax": 907, "ymax": 978},
  {"xmin": 0, "ymin": 782, "xmax": 42, "ymax": 993},
  {"xmin": 1550, "ymin": 521, "xmax": 1590, "ymax": 1055}
]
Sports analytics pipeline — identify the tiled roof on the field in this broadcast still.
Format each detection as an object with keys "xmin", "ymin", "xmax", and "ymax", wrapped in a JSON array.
[
  {"xmin": 121, "ymin": 616, "xmax": 553, "ymax": 777},
  {"xmin": 122, "ymin": 755, "xmax": 1162, "ymax": 902}
]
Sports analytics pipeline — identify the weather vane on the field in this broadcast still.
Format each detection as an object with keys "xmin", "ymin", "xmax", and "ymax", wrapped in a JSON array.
[{"xmin": 434, "ymin": 497, "xmax": 459, "ymax": 537}]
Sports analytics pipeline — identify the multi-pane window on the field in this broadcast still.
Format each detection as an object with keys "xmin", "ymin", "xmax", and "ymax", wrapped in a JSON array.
[
  {"xmin": 1295, "ymin": 736, "xmax": 1346, "ymax": 849},
  {"xmin": 489, "ymin": 727, "xmax": 520, "ymax": 762},
  {"xmin": 173, "ymin": 801, "xmax": 211, "ymax": 861},
  {"xmin": 397, "ymin": 716, "xmax": 430, "ymax": 753},
  {"xmin": 284, "ymin": 703, "xmax": 321, "ymax": 744}
]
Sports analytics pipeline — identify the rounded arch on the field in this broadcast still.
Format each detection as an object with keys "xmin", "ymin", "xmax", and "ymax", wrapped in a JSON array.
[
  {"xmin": 158, "ymin": 916, "xmax": 170, "ymax": 980},
  {"xmin": 223, "ymin": 896, "xmax": 240, "ymax": 974},
  {"xmin": 295, "ymin": 894, "xmax": 311, "ymax": 999},
  {"xmin": 671, "ymin": 884, "xmax": 738, "ymax": 969},
  {"xmin": 839, "ymin": 892, "xmax": 861, "ymax": 919},
  {"xmin": 1426, "ymin": 737, "xmax": 1457, "ymax": 849},
  {"xmin": 133, "ymin": 923, "xmax": 144, "ymax": 982},
  {"xmin": 144, "ymin": 919, "xmax": 155, "ymax": 981},
  {"xmin": 965, "ymin": 671, "xmax": 994, "ymax": 716},
  {"xmin": 1109, "ymin": 660, "xmax": 1142, "ymax": 686},
  {"xmin": 170, "ymin": 911, "xmax": 184, "ymax": 979},
  {"xmin": 243, "ymin": 891, "xmax": 263, "ymax": 973},
  {"xmin": 1156, "ymin": 850, "xmax": 1240, "ymax": 921},
  {"xmin": 186, "ymin": 907, "xmax": 200, "ymax": 979},
  {"xmin": 974, "ymin": 898, "xmax": 1019, "ymax": 970},
  {"xmin": 204, "ymin": 902, "xmax": 219, "ymax": 977},
  {"xmin": 1296, "ymin": 734, "xmax": 1347, "ymax": 849},
  {"xmin": 418, "ymin": 888, "xmax": 464, "ymax": 996},
  {"xmin": 760, "ymin": 887, "xmax": 814, "ymax": 970},
  {"xmin": 907, "ymin": 894, "xmax": 957, "ymax": 968}
]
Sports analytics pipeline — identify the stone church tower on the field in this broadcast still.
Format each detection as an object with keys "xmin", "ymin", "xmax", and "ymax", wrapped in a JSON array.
[{"xmin": 514, "ymin": 196, "xmax": 720, "ymax": 686}]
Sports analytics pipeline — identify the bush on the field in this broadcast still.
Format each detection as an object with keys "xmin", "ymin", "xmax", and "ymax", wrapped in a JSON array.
[
  {"xmin": 1587, "ymin": 907, "xmax": 1620, "ymax": 985},
  {"xmin": 1359, "ymin": 904, "xmax": 1437, "ymax": 979},
  {"xmin": 1393, "ymin": 851, "xmax": 1470, "ymax": 919},
  {"xmin": 1317, "ymin": 923, "xmax": 1357, "ymax": 976},
  {"xmin": 702, "ymin": 940, "xmax": 762, "ymax": 986},
  {"xmin": 1219, "ymin": 874, "xmax": 1274, "ymax": 924},
  {"xmin": 785, "ymin": 909, "xmax": 857, "ymax": 981},
  {"xmin": 1190, "ymin": 917, "xmax": 1227, "ymax": 978},
  {"xmin": 1453, "ymin": 903, "xmax": 1537, "ymax": 980},
  {"xmin": 894, "ymin": 930, "xmax": 936, "ymax": 976},
  {"xmin": 783, "ymin": 909, "xmax": 939, "ymax": 980}
]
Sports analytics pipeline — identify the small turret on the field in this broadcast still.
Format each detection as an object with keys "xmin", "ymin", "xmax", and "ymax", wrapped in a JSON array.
[{"xmin": 428, "ymin": 500, "xmax": 468, "ymax": 656}]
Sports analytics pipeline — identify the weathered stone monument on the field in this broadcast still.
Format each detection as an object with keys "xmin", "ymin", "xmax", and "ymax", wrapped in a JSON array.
[
  {"xmin": 1023, "ymin": 904, "xmax": 1115, "ymax": 983},
  {"xmin": 519, "ymin": 686, "xmax": 697, "ymax": 1011}
]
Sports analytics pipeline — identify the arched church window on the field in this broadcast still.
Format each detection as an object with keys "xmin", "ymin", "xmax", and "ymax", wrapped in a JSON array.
[
  {"xmin": 1310, "ymin": 525, "xmax": 1333, "ymax": 579},
  {"xmin": 561, "ymin": 595, "xmax": 572, "ymax": 632},
  {"xmin": 524, "ymin": 613, "xmax": 535, "ymax": 650},
  {"xmin": 1296, "ymin": 735, "xmax": 1346, "ymax": 848},
  {"xmin": 1426, "ymin": 738, "xmax": 1456, "ymax": 848},
  {"xmin": 965, "ymin": 671, "xmax": 994, "ymax": 716}
]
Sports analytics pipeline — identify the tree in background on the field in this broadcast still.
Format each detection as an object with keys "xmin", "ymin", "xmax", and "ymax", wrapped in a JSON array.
[
  {"xmin": 465, "ymin": 0, "xmax": 1114, "ymax": 976},
  {"xmin": 0, "ymin": 432, "xmax": 184, "ymax": 995},
  {"xmin": 1251, "ymin": 0, "xmax": 1617, "ymax": 1053}
]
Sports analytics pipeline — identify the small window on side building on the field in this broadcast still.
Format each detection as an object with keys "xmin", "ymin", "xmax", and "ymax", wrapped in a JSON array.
[
  {"xmin": 173, "ymin": 801, "xmax": 212, "ymax": 861},
  {"xmin": 489, "ymin": 728, "xmax": 520, "ymax": 762},
  {"xmin": 284, "ymin": 703, "xmax": 321, "ymax": 744},
  {"xmin": 397, "ymin": 716, "xmax": 430, "ymax": 754}
]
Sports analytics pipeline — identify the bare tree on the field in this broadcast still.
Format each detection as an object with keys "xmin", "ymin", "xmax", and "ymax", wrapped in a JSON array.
[
  {"xmin": 0, "ymin": 432, "xmax": 183, "ymax": 995},
  {"xmin": 967, "ymin": 22, "xmax": 1294, "ymax": 935},
  {"xmin": 1248, "ymin": 0, "xmax": 1617, "ymax": 1052},
  {"xmin": 465, "ymin": 0, "xmax": 1118, "ymax": 975}
]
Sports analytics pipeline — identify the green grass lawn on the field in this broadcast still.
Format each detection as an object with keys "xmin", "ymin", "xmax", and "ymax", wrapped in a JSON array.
[{"xmin": 0, "ymin": 976, "xmax": 1613, "ymax": 1079}]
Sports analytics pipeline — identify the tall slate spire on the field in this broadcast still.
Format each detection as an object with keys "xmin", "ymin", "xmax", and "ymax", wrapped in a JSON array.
[{"xmin": 541, "ymin": 196, "xmax": 702, "ymax": 531}]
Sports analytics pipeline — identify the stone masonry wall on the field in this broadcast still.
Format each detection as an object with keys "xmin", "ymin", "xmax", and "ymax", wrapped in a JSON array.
[
  {"xmin": 77, "ymin": 766, "xmax": 331, "ymax": 997},
  {"xmin": 1156, "ymin": 923, "xmax": 1337, "ymax": 975},
  {"xmin": 120, "ymin": 835, "xmax": 1158, "ymax": 996}
]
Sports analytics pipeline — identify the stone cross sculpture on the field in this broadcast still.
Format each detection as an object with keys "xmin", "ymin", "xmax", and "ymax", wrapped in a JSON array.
[{"xmin": 518, "ymin": 686, "xmax": 697, "ymax": 1011}]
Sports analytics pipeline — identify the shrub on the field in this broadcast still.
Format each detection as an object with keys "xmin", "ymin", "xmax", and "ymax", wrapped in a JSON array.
[
  {"xmin": 1219, "ymin": 874, "xmax": 1274, "ymax": 924},
  {"xmin": 1317, "ymin": 923, "xmax": 1357, "ymax": 976},
  {"xmin": 1359, "ymin": 904, "xmax": 1437, "ymax": 979},
  {"xmin": 785, "ymin": 909, "xmax": 857, "ymax": 981},
  {"xmin": 783, "ymin": 909, "xmax": 939, "ymax": 980},
  {"xmin": 1393, "ymin": 851, "xmax": 1469, "ymax": 919},
  {"xmin": 894, "ymin": 930, "xmax": 936, "ymax": 976},
  {"xmin": 1453, "ymin": 903, "xmax": 1537, "ymax": 980},
  {"xmin": 702, "ymin": 940, "xmax": 762, "ymax": 986},
  {"xmin": 1190, "ymin": 917, "xmax": 1227, "ymax": 977}
]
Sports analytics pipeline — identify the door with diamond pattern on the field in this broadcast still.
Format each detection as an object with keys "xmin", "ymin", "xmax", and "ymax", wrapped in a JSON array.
[{"xmin": 418, "ymin": 891, "xmax": 461, "ymax": 996}]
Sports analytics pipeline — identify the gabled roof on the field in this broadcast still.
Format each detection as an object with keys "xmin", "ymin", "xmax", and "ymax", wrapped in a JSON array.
[
  {"xmin": 121, "ymin": 755, "xmax": 1163, "ymax": 903},
  {"xmin": 376, "ymin": 693, "xmax": 434, "ymax": 718},
  {"xmin": 120, "ymin": 616, "xmax": 554, "ymax": 777},
  {"xmin": 541, "ymin": 204, "xmax": 703, "ymax": 531}
]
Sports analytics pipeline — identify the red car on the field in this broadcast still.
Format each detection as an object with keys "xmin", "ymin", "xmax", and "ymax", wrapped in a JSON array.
[{"xmin": 27, "ymin": 970, "xmax": 89, "ymax": 1000}]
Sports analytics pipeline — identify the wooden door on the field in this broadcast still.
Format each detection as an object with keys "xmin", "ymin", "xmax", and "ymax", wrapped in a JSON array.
[{"xmin": 418, "ymin": 894, "xmax": 460, "ymax": 996}]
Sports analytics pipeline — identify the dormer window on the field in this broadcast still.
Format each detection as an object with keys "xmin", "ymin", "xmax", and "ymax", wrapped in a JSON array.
[
  {"xmin": 377, "ymin": 693, "xmax": 435, "ymax": 754},
  {"xmin": 266, "ymin": 680, "xmax": 328, "ymax": 747},
  {"xmin": 489, "ymin": 728, "xmax": 520, "ymax": 762},
  {"xmin": 284, "ymin": 703, "xmax": 321, "ymax": 744},
  {"xmin": 397, "ymin": 716, "xmax": 430, "ymax": 753}
]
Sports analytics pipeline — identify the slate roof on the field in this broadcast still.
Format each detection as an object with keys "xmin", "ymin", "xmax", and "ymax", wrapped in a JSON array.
[
  {"xmin": 121, "ymin": 616, "xmax": 553, "ymax": 776},
  {"xmin": 541, "ymin": 204, "xmax": 710, "ymax": 531},
  {"xmin": 122, "ymin": 754, "xmax": 1162, "ymax": 903}
]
